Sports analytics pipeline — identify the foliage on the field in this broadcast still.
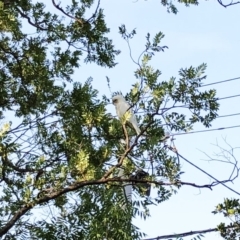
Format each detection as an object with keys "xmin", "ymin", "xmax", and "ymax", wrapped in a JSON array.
[
  {"xmin": 159, "ymin": 0, "xmax": 199, "ymax": 14},
  {"xmin": 0, "ymin": 0, "xmax": 227, "ymax": 240},
  {"xmin": 213, "ymin": 198, "xmax": 240, "ymax": 240}
]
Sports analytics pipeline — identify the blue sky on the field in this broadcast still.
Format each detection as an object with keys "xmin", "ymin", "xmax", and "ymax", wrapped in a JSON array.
[{"xmin": 74, "ymin": 1, "xmax": 240, "ymax": 239}]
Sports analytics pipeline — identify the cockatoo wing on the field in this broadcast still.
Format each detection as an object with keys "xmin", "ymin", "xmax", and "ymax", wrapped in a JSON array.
[
  {"xmin": 123, "ymin": 184, "xmax": 132, "ymax": 202},
  {"xmin": 118, "ymin": 168, "xmax": 132, "ymax": 203},
  {"xmin": 128, "ymin": 114, "xmax": 141, "ymax": 135},
  {"xmin": 116, "ymin": 100, "xmax": 131, "ymax": 117}
]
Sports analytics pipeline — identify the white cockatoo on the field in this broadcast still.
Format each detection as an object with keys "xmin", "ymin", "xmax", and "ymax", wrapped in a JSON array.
[{"xmin": 112, "ymin": 95, "xmax": 141, "ymax": 135}]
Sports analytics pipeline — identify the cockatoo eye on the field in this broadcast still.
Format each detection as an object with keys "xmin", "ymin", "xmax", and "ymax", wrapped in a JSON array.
[{"xmin": 112, "ymin": 99, "xmax": 118, "ymax": 104}]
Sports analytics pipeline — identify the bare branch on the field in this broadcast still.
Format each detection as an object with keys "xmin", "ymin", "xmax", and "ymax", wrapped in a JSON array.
[
  {"xmin": 168, "ymin": 146, "xmax": 240, "ymax": 196},
  {"xmin": 199, "ymin": 138, "xmax": 240, "ymax": 184},
  {"xmin": 218, "ymin": 0, "xmax": 240, "ymax": 7}
]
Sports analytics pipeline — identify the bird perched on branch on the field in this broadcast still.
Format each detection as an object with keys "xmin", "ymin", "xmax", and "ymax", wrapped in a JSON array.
[
  {"xmin": 131, "ymin": 169, "xmax": 151, "ymax": 197},
  {"xmin": 112, "ymin": 95, "xmax": 141, "ymax": 135},
  {"xmin": 118, "ymin": 168, "xmax": 151, "ymax": 204}
]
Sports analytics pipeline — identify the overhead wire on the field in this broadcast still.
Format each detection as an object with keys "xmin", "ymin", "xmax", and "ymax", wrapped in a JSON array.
[
  {"xmin": 160, "ymin": 77, "xmax": 240, "ymax": 196},
  {"xmin": 216, "ymin": 113, "xmax": 240, "ymax": 118},
  {"xmin": 159, "ymin": 94, "xmax": 240, "ymax": 111},
  {"xmin": 169, "ymin": 77, "xmax": 240, "ymax": 196},
  {"xmin": 218, "ymin": 94, "xmax": 240, "ymax": 101},
  {"xmin": 167, "ymin": 94, "xmax": 240, "ymax": 136},
  {"xmin": 149, "ymin": 77, "xmax": 240, "ymax": 136},
  {"xmin": 160, "ymin": 79, "xmax": 240, "ymax": 135},
  {"xmin": 200, "ymin": 77, "xmax": 240, "ymax": 87},
  {"xmin": 171, "ymin": 125, "xmax": 240, "ymax": 137},
  {"xmin": 181, "ymin": 113, "xmax": 240, "ymax": 125}
]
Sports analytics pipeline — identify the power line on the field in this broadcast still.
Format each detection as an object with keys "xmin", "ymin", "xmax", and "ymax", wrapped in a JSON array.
[
  {"xmin": 160, "ymin": 94, "xmax": 240, "ymax": 111},
  {"xmin": 182, "ymin": 112, "xmax": 240, "ymax": 123},
  {"xmin": 172, "ymin": 125, "xmax": 240, "ymax": 136},
  {"xmin": 217, "ymin": 113, "xmax": 240, "ymax": 118},
  {"xmin": 218, "ymin": 94, "xmax": 240, "ymax": 101},
  {"xmin": 200, "ymin": 77, "xmax": 240, "ymax": 87},
  {"xmin": 183, "ymin": 113, "xmax": 240, "ymax": 123},
  {"xmin": 176, "ymin": 152, "xmax": 240, "ymax": 196}
]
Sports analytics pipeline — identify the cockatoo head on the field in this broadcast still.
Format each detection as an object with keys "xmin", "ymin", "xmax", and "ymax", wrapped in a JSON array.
[{"xmin": 112, "ymin": 95, "xmax": 125, "ymax": 106}]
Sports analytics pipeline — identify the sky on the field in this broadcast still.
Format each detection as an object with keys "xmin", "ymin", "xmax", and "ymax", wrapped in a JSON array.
[{"xmin": 73, "ymin": 0, "xmax": 240, "ymax": 239}]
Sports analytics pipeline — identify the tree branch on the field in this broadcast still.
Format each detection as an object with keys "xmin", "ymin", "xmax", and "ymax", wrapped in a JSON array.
[
  {"xmin": 52, "ymin": 0, "xmax": 87, "ymax": 26},
  {"xmin": 16, "ymin": 7, "xmax": 47, "ymax": 30},
  {"xmin": 109, "ymin": 178, "xmax": 213, "ymax": 190},
  {"xmin": 217, "ymin": 0, "xmax": 240, "ymax": 7},
  {"xmin": 0, "ymin": 174, "xmax": 215, "ymax": 237},
  {"xmin": 143, "ymin": 225, "xmax": 235, "ymax": 240}
]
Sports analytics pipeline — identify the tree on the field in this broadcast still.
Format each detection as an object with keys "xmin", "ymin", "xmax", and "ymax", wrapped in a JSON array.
[{"xmin": 0, "ymin": 0, "xmax": 238, "ymax": 239}]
